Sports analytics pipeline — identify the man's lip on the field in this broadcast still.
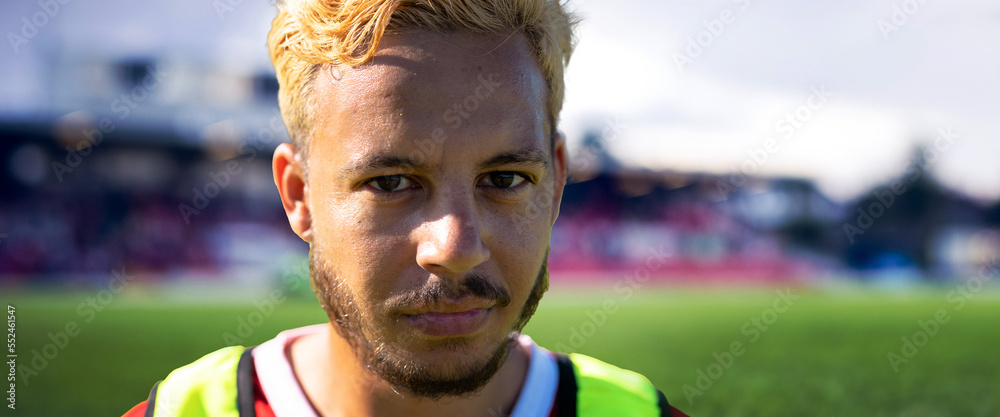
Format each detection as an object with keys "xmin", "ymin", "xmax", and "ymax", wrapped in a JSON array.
[
  {"xmin": 402, "ymin": 308, "xmax": 492, "ymax": 337},
  {"xmin": 399, "ymin": 298, "xmax": 495, "ymax": 315}
]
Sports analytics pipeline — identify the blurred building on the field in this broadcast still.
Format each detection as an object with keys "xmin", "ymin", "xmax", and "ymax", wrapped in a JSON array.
[{"xmin": 0, "ymin": 0, "xmax": 300, "ymax": 285}]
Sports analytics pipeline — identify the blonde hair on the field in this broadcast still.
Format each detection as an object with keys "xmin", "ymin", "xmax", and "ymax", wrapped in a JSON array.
[{"xmin": 267, "ymin": 0, "xmax": 577, "ymax": 155}]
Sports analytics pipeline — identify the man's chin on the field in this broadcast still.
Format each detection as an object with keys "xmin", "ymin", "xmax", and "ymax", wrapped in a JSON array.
[{"xmin": 368, "ymin": 333, "xmax": 517, "ymax": 399}]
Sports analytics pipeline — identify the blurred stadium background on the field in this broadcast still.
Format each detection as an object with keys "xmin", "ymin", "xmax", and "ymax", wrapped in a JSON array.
[{"xmin": 2, "ymin": 0, "xmax": 999, "ymax": 416}]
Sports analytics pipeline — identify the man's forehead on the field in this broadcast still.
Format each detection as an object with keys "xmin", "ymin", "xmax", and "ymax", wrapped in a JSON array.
[
  {"xmin": 337, "ymin": 29, "xmax": 533, "ymax": 83},
  {"xmin": 311, "ymin": 29, "xmax": 544, "ymax": 118},
  {"xmin": 307, "ymin": 29, "xmax": 551, "ymax": 173}
]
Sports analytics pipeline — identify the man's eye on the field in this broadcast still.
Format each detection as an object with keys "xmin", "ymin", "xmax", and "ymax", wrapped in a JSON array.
[
  {"xmin": 367, "ymin": 175, "xmax": 413, "ymax": 192},
  {"xmin": 484, "ymin": 172, "xmax": 526, "ymax": 189}
]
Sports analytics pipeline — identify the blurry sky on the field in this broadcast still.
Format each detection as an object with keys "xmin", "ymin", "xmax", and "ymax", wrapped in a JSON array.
[
  {"xmin": 560, "ymin": 0, "xmax": 1000, "ymax": 201},
  {"xmin": 2, "ymin": 0, "xmax": 999, "ymax": 201}
]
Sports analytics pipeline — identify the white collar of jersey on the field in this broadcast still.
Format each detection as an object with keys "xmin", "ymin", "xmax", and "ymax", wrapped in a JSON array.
[{"xmin": 253, "ymin": 324, "xmax": 559, "ymax": 417}]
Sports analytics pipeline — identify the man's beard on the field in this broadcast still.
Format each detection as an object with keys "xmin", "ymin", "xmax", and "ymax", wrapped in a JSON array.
[{"xmin": 308, "ymin": 247, "xmax": 549, "ymax": 399}]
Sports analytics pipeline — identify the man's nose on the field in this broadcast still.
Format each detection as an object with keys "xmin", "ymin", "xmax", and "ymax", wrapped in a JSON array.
[{"xmin": 414, "ymin": 192, "xmax": 491, "ymax": 275}]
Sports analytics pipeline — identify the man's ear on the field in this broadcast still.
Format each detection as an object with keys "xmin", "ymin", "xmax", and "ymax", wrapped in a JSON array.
[
  {"xmin": 550, "ymin": 131, "xmax": 568, "ymax": 226},
  {"xmin": 273, "ymin": 143, "xmax": 313, "ymax": 243}
]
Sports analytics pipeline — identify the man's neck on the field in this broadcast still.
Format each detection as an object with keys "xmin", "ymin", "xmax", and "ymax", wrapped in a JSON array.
[{"xmin": 288, "ymin": 323, "xmax": 531, "ymax": 417}]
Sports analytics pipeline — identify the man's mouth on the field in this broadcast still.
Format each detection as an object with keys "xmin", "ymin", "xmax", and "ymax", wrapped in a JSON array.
[{"xmin": 402, "ymin": 307, "xmax": 492, "ymax": 337}]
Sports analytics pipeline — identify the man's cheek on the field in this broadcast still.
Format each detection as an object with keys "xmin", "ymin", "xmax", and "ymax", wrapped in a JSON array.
[
  {"xmin": 312, "ymin": 203, "xmax": 364, "ymax": 248},
  {"xmin": 495, "ymin": 212, "xmax": 550, "ymax": 250},
  {"xmin": 507, "ymin": 257, "xmax": 543, "ymax": 298}
]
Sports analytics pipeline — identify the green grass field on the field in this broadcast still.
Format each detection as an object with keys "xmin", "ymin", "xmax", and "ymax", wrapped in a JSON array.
[{"xmin": 7, "ymin": 284, "xmax": 1000, "ymax": 416}]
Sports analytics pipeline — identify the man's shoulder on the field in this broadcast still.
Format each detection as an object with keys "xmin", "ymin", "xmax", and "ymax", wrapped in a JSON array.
[
  {"xmin": 161, "ymin": 345, "xmax": 250, "ymax": 388},
  {"xmin": 557, "ymin": 352, "xmax": 661, "ymax": 403},
  {"xmin": 564, "ymin": 353, "xmax": 655, "ymax": 389},
  {"xmin": 123, "ymin": 345, "xmax": 255, "ymax": 417},
  {"xmin": 544, "ymin": 350, "xmax": 689, "ymax": 417},
  {"xmin": 174, "ymin": 345, "xmax": 249, "ymax": 371}
]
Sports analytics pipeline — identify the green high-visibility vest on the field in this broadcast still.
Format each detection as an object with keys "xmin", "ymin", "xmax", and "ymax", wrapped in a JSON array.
[{"xmin": 144, "ymin": 345, "xmax": 673, "ymax": 416}]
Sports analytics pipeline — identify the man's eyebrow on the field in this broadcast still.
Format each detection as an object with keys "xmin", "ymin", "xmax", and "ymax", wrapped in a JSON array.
[
  {"xmin": 477, "ymin": 148, "xmax": 549, "ymax": 171},
  {"xmin": 340, "ymin": 154, "xmax": 427, "ymax": 178}
]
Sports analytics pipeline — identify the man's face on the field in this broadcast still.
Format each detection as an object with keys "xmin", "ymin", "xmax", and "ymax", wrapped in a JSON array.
[{"xmin": 301, "ymin": 30, "xmax": 567, "ymax": 397}]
